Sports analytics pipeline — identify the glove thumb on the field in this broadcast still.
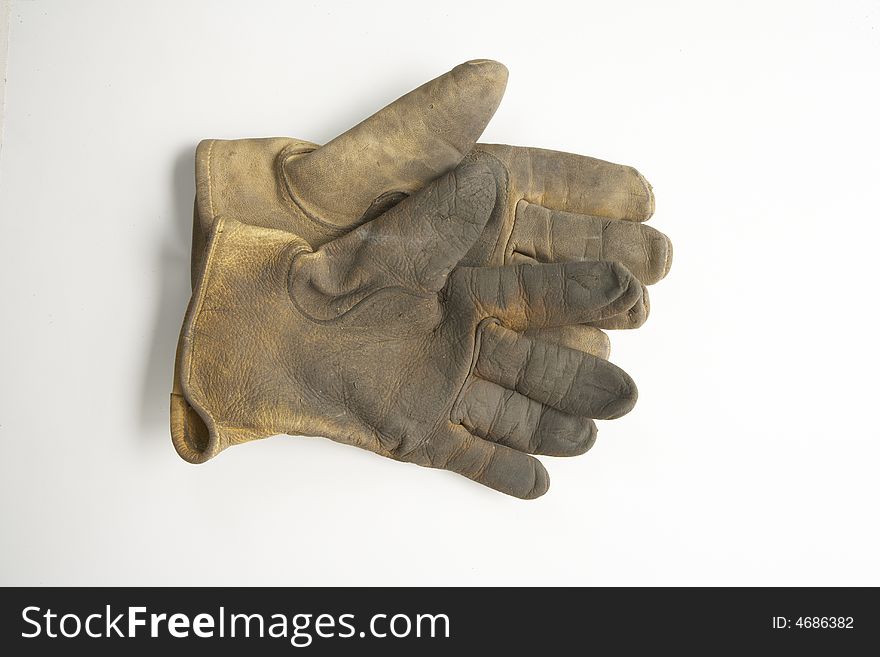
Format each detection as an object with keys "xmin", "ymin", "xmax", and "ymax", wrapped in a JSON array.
[{"xmin": 283, "ymin": 60, "xmax": 507, "ymax": 229}]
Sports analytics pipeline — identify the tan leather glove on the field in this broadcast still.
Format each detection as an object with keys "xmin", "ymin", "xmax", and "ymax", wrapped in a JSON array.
[
  {"xmin": 174, "ymin": 162, "xmax": 644, "ymax": 498},
  {"xmin": 191, "ymin": 60, "xmax": 671, "ymax": 351}
]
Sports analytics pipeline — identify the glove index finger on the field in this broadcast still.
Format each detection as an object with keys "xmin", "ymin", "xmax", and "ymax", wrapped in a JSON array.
[
  {"xmin": 431, "ymin": 423, "xmax": 551, "ymax": 499},
  {"xmin": 453, "ymin": 260, "xmax": 645, "ymax": 330},
  {"xmin": 476, "ymin": 144, "xmax": 655, "ymax": 222}
]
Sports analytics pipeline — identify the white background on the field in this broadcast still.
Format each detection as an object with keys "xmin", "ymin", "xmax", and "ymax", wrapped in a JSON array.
[{"xmin": 1, "ymin": 0, "xmax": 878, "ymax": 586}]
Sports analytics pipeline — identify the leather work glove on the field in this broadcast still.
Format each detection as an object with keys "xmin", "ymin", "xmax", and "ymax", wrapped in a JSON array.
[
  {"xmin": 174, "ymin": 161, "xmax": 644, "ymax": 498},
  {"xmin": 189, "ymin": 59, "xmax": 672, "ymax": 356}
]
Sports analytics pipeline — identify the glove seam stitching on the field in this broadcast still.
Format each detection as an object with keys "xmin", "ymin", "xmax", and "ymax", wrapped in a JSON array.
[
  {"xmin": 276, "ymin": 145, "xmax": 353, "ymax": 238},
  {"xmin": 178, "ymin": 215, "xmax": 231, "ymax": 458},
  {"xmin": 205, "ymin": 139, "xmax": 216, "ymax": 221},
  {"xmin": 449, "ymin": 317, "xmax": 499, "ymax": 423},
  {"xmin": 470, "ymin": 149, "xmax": 515, "ymax": 265}
]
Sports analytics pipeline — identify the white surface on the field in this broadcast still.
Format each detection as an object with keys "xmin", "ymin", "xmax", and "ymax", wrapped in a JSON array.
[
  {"xmin": 1, "ymin": 0, "xmax": 878, "ymax": 586},
  {"xmin": 0, "ymin": 0, "xmax": 10, "ymax": 146}
]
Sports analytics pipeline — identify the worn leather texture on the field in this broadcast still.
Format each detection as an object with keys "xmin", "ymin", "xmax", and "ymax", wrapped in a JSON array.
[
  {"xmin": 175, "ymin": 162, "xmax": 644, "ymax": 498},
  {"xmin": 194, "ymin": 139, "xmax": 669, "ymax": 319},
  {"xmin": 189, "ymin": 63, "xmax": 670, "ymax": 335},
  {"xmin": 171, "ymin": 60, "xmax": 671, "ymax": 497}
]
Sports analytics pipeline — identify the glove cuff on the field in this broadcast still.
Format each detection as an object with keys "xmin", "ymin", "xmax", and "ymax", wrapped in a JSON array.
[{"xmin": 171, "ymin": 216, "xmax": 312, "ymax": 463}]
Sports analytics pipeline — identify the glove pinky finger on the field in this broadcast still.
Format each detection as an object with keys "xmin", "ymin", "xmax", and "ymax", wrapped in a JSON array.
[{"xmin": 432, "ymin": 424, "xmax": 550, "ymax": 499}]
